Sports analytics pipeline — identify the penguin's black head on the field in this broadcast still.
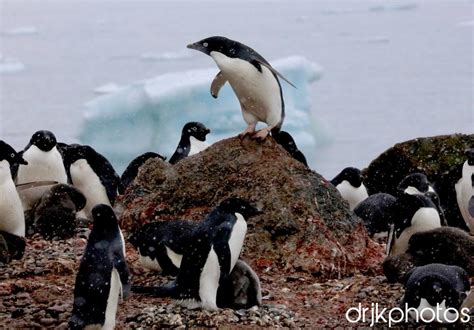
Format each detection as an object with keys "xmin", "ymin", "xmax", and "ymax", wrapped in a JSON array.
[
  {"xmin": 91, "ymin": 204, "xmax": 118, "ymax": 231},
  {"xmin": 187, "ymin": 36, "xmax": 241, "ymax": 58},
  {"xmin": 0, "ymin": 141, "xmax": 28, "ymax": 166},
  {"xmin": 273, "ymin": 131, "xmax": 296, "ymax": 152},
  {"xmin": 29, "ymin": 130, "xmax": 57, "ymax": 152},
  {"xmin": 330, "ymin": 167, "xmax": 363, "ymax": 187},
  {"xmin": 390, "ymin": 193, "xmax": 437, "ymax": 231},
  {"xmin": 62, "ymin": 144, "xmax": 94, "ymax": 165},
  {"xmin": 182, "ymin": 122, "xmax": 211, "ymax": 142},
  {"xmin": 465, "ymin": 148, "xmax": 474, "ymax": 166},
  {"xmin": 397, "ymin": 173, "xmax": 431, "ymax": 194},
  {"xmin": 219, "ymin": 197, "xmax": 263, "ymax": 219}
]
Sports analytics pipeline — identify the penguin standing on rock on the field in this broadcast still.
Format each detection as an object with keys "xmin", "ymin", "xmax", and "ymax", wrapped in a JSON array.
[
  {"xmin": 63, "ymin": 144, "xmax": 123, "ymax": 219},
  {"xmin": 0, "ymin": 141, "xmax": 28, "ymax": 237},
  {"xmin": 133, "ymin": 198, "xmax": 263, "ymax": 311},
  {"xmin": 387, "ymin": 193, "xmax": 442, "ymax": 256},
  {"xmin": 455, "ymin": 148, "xmax": 474, "ymax": 232},
  {"xmin": 188, "ymin": 36, "xmax": 295, "ymax": 140},
  {"xmin": 69, "ymin": 204, "xmax": 130, "ymax": 330},
  {"xmin": 169, "ymin": 122, "xmax": 211, "ymax": 165},
  {"xmin": 402, "ymin": 264, "xmax": 470, "ymax": 323},
  {"xmin": 331, "ymin": 167, "xmax": 369, "ymax": 211},
  {"xmin": 0, "ymin": 141, "xmax": 27, "ymax": 262},
  {"xmin": 15, "ymin": 130, "xmax": 68, "ymax": 210}
]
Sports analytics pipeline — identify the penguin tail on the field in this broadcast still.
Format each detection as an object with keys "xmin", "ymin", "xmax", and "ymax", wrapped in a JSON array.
[
  {"xmin": 132, "ymin": 282, "xmax": 176, "ymax": 297},
  {"xmin": 270, "ymin": 126, "xmax": 281, "ymax": 139}
]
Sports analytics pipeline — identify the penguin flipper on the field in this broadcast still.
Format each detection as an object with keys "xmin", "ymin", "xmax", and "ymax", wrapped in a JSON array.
[
  {"xmin": 257, "ymin": 61, "xmax": 296, "ymax": 88},
  {"xmin": 114, "ymin": 250, "xmax": 131, "ymax": 299},
  {"xmin": 210, "ymin": 71, "xmax": 227, "ymax": 98}
]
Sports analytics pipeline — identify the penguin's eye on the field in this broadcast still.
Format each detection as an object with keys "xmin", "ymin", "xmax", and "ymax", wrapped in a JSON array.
[
  {"xmin": 192, "ymin": 127, "xmax": 197, "ymax": 131},
  {"xmin": 10, "ymin": 153, "xmax": 15, "ymax": 158},
  {"xmin": 203, "ymin": 42, "xmax": 208, "ymax": 47}
]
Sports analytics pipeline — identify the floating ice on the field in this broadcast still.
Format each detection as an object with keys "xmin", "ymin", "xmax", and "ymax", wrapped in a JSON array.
[
  {"xmin": 369, "ymin": 2, "xmax": 417, "ymax": 12},
  {"xmin": 94, "ymin": 83, "xmax": 124, "ymax": 95},
  {"xmin": 456, "ymin": 20, "xmax": 474, "ymax": 28},
  {"xmin": 2, "ymin": 25, "xmax": 38, "ymax": 36},
  {"xmin": 0, "ymin": 56, "xmax": 26, "ymax": 74},
  {"xmin": 80, "ymin": 56, "xmax": 324, "ymax": 172},
  {"xmin": 140, "ymin": 50, "xmax": 193, "ymax": 62}
]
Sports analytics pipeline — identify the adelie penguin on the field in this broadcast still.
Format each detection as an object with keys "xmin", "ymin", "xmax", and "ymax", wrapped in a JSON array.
[
  {"xmin": 63, "ymin": 144, "xmax": 123, "ymax": 219},
  {"xmin": 188, "ymin": 36, "xmax": 295, "ymax": 140},
  {"xmin": 121, "ymin": 152, "xmax": 166, "ymax": 192},
  {"xmin": 397, "ymin": 172, "xmax": 447, "ymax": 226},
  {"xmin": 133, "ymin": 197, "xmax": 262, "ymax": 311},
  {"xmin": 169, "ymin": 122, "xmax": 211, "ymax": 165},
  {"xmin": 331, "ymin": 167, "xmax": 369, "ymax": 211},
  {"xmin": 402, "ymin": 264, "xmax": 470, "ymax": 323},
  {"xmin": 354, "ymin": 193, "xmax": 396, "ymax": 237},
  {"xmin": 386, "ymin": 193, "xmax": 441, "ymax": 256},
  {"xmin": 69, "ymin": 204, "xmax": 130, "ymax": 330},
  {"xmin": 129, "ymin": 219, "xmax": 196, "ymax": 275},
  {"xmin": 273, "ymin": 130, "xmax": 308, "ymax": 166},
  {"xmin": 455, "ymin": 148, "xmax": 474, "ymax": 232},
  {"xmin": 0, "ymin": 141, "xmax": 27, "ymax": 262},
  {"xmin": 15, "ymin": 130, "xmax": 68, "ymax": 210}
]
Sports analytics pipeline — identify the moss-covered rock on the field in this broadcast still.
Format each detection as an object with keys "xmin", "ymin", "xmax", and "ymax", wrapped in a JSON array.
[
  {"xmin": 119, "ymin": 136, "xmax": 384, "ymax": 277},
  {"xmin": 363, "ymin": 134, "xmax": 474, "ymax": 196}
]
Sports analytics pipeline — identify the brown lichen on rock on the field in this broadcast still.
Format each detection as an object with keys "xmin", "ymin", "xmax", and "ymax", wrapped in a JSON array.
[
  {"xmin": 119, "ymin": 136, "xmax": 384, "ymax": 277},
  {"xmin": 363, "ymin": 133, "xmax": 474, "ymax": 195}
]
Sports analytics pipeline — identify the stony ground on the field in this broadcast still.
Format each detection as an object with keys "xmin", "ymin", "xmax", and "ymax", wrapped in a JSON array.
[{"xmin": 1, "ymin": 233, "xmax": 472, "ymax": 328}]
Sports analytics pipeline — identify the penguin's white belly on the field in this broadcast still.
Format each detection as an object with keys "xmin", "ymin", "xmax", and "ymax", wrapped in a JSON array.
[
  {"xmin": 336, "ymin": 180, "xmax": 369, "ymax": 211},
  {"xmin": 409, "ymin": 298, "xmax": 457, "ymax": 323},
  {"xmin": 189, "ymin": 137, "xmax": 208, "ymax": 156},
  {"xmin": 455, "ymin": 164, "xmax": 474, "ymax": 232},
  {"xmin": 210, "ymin": 52, "xmax": 282, "ymax": 127},
  {"xmin": 165, "ymin": 246, "xmax": 183, "ymax": 268},
  {"xmin": 71, "ymin": 159, "xmax": 110, "ymax": 219},
  {"xmin": 390, "ymin": 208, "xmax": 441, "ymax": 256},
  {"xmin": 103, "ymin": 268, "xmax": 121, "ymax": 330},
  {"xmin": 0, "ymin": 162, "xmax": 25, "ymax": 236},
  {"xmin": 16, "ymin": 146, "xmax": 67, "ymax": 184},
  {"xmin": 228, "ymin": 213, "xmax": 248, "ymax": 272},
  {"xmin": 198, "ymin": 246, "xmax": 220, "ymax": 311},
  {"xmin": 139, "ymin": 254, "xmax": 163, "ymax": 272}
]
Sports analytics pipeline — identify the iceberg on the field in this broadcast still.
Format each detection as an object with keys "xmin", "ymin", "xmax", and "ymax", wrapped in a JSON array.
[
  {"xmin": 80, "ymin": 56, "xmax": 323, "ymax": 172},
  {"xmin": 0, "ymin": 56, "xmax": 26, "ymax": 74}
]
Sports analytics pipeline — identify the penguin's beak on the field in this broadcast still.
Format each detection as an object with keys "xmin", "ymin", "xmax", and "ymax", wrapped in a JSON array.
[
  {"xmin": 16, "ymin": 155, "xmax": 28, "ymax": 165},
  {"xmin": 205, "ymin": 128, "xmax": 211, "ymax": 134},
  {"xmin": 187, "ymin": 42, "xmax": 207, "ymax": 54}
]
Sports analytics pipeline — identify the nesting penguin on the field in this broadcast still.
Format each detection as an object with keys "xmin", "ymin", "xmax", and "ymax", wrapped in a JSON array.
[
  {"xmin": 169, "ymin": 122, "xmax": 211, "ymax": 165},
  {"xmin": 273, "ymin": 130, "xmax": 308, "ymax": 166},
  {"xmin": 129, "ymin": 220, "xmax": 196, "ymax": 275},
  {"xmin": 331, "ymin": 167, "xmax": 369, "ymax": 211},
  {"xmin": 63, "ymin": 144, "xmax": 122, "ymax": 219},
  {"xmin": 33, "ymin": 183, "xmax": 86, "ymax": 239},
  {"xmin": 121, "ymin": 152, "xmax": 166, "ymax": 192},
  {"xmin": 15, "ymin": 130, "xmax": 68, "ymax": 210},
  {"xmin": 402, "ymin": 264, "xmax": 470, "ymax": 323},
  {"xmin": 69, "ymin": 204, "xmax": 130, "ymax": 330},
  {"xmin": 354, "ymin": 193, "xmax": 396, "ymax": 236},
  {"xmin": 387, "ymin": 193, "xmax": 441, "ymax": 256},
  {"xmin": 455, "ymin": 148, "xmax": 474, "ymax": 232},
  {"xmin": 133, "ymin": 197, "xmax": 262, "ymax": 311},
  {"xmin": 188, "ymin": 36, "xmax": 294, "ymax": 140}
]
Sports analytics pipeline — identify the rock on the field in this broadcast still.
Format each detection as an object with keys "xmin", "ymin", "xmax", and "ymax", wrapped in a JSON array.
[
  {"xmin": 120, "ymin": 136, "xmax": 384, "ymax": 277},
  {"xmin": 363, "ymin": 134, "xmax": 474, "ymax": 195}
]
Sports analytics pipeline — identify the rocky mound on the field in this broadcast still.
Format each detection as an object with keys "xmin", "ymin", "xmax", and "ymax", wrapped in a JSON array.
[
  {"xmin": 363, "ymin": 133, "xmax": 474, "ymax": 195},
  {"xmin": 119, "ymin": 136, "xmax": 384, "ymax": 277}
]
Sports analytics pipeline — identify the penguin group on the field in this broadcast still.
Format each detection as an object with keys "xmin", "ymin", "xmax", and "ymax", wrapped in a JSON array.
[
  {"xmin": 330, "ymin": 147, "xmax": 474, "ymax": 324},
  {"xmin": 1, "ymin": 35, "xmax": 472, "ymax": 328}
]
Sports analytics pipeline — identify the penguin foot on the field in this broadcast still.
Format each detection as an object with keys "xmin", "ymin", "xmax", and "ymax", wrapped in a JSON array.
[
  {"xmin": 252, "ymin": 128, "xmax": 270, "ymax": 141},
  {"xmin": 239, "ymin": 128, "xmax": 256, "ymax": 140}
]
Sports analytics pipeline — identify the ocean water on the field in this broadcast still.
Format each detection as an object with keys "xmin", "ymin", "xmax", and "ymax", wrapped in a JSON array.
[{"xmin": 1, "ymin": 0, "xmax": 472, "ymax": 179}]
